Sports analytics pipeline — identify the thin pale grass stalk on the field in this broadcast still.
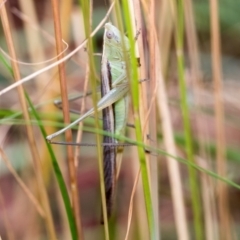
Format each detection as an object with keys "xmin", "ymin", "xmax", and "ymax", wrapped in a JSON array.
[
  {"xmin": 65, "ymin": 124, "xmax": 240, "ymax": 190},
  {"xmin": 79, "ymin": 1, "xmax": 110, "ymax": 237},
  {"xmin": 155, "ymin": 3, "xmax": 189, "ymax": 239},
  {"xmin": 0, "ymin": 1, "xmax": 116, "ymax": 97},
  {"xmin": 197, "ymin": 157, "xmax": 219, "ymax": 240},
  {"xmin": 85, "ymin": 6, "xmax": 109, "ymax": 236},
  {"xmin": 26, "ymin": 93, "xmax": 78, "ymax": 240},
  {"xmin": 0, "ymin": 187, "xmax": 15, "ymax": 240},
  {"xmin": 209, "ymin": 0, "xmax": 231, "ymax": 239},
  {"xmin": 71, "ymin": 8, "xmax": 87, "ymax": 75},
  {"xmin": 134, "ymin": 0, "xmax": 157, "ymax": 239},
  {"xmin": 0, "ymin": 2, "xmax": 57, "ymax": 240},
  {"xmin": 60, "ymin": 0, "xmax": 73, "ymax": 40},
  {"xmin": 130, "ymin": 0, "xmax": 154, "ymax": 239},
  {"xmin": 145, "ymin": 1, "xmax": 160, "ymax": 240},
  {"xmin": 183, "ymin": 0, "xmax": 201, "ymax": 83},
  {"xmin": 108, "ymin": 2, "xmax": 139, "ymax": 237},
  {"xmin": 142, "ymin": 1, "xmax": 189, "ymax": 239},
  {"xmin": 133, "ymin": 0, "xmax": 148, "ymax": 137},
  {"xmin": 11, "ymin": 8, "xmax": 55, "ymax": 44},
  {"xmin": 183, "ymin": 0, "xmax": 211, "ymax": 161},
  {"xmin": 107, "ymin": 4, "xmax": 136, "ymax": 235},
  {"xmin": 127, "ymin": 125, "xmax": 149, "ymax": 240},
  {"xmin": 183, "ymin": 2, "xmax": 218, "ymax": 239},
  {"xmin": 50, "ymin": 0, "xmax": 82, "ymax": 238},
  {"xmin": 2, "ymin": 4, "xmax": 65, "ymax": 65},
  {"xmin": 122, "ymin": 1, "xmax": 156, "ymax": 239},
  {"xmin": 157, "ymin": 0, "xmax": 174, "ymax": 76},
  {"xmin": 124, "ymin": 168, "xmax": 141, "ymax": 240},
  {"xmin": 0, "ymin": 148, "xmax": 44, "ymax": 217},
  {"xmin": 112, "ymin": 0, "xmax": 150, "ymax": 237},
  {"xmin": 157, "ymin": 2, "xmax": 190, "ymax": 240},
  {"xmin": 74, "ymin": 63, "xmax": 90, "ymax": 167},
  {"xmin": 18, "ymin": 0, "xmax": 56, "ymax": 187},
  {"xmin": 171, "ymin": 0, "xmax": 204, "ymax": 239},
  {"xmin": 71, "ymin": 7, "xmax": 89, "ymax": 166},
  {"xmin": 155, "ymin": 28, "xmax": 190, "ymax": 240},
  {"xmin": 18, "ymin": 0, "xmax": 46, "ymax": 65}
]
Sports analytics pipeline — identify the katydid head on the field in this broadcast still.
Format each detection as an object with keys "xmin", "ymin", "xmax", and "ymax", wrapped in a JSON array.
[{"xmin": 104, "ymin": 23, "xmax": 130, "ymax": 52}]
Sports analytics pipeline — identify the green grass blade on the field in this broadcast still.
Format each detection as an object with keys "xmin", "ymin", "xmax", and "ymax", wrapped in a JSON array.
[
  {"xmin": 175, "ymin": 1, "xmax": 203, "ymax": 238},
  {"xmin": 25, "ymin": 93, "xmax": 78, "ymax": 240},
  {"xmin": 121, "ymin": 1, "xmax": 156, "ymax": 239}
]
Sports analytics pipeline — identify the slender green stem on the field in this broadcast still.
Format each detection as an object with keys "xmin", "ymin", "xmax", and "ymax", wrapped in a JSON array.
[
  {"xmin": 78, "ymin": 126, "xmax": 240, "ymax": 191},
  {"xmin": 121, "ymin": 1, "xmax": 156, "ymax": 239},
  {"xmin": 25, "ymin": 93, "xmax": 78, "ymax": 240},
  {"xmin": 176, "ymin": 1, "xmax": 203, "ymax": 239},
  {"xmin": 79, "ymin": 0, "xmax": 110, "ymax": 239}
]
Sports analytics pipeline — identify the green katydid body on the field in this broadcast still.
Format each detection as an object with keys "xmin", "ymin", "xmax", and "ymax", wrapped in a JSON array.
[
  {"xmin": 102, "ymin": 22, "xmax": 130, "ymax": 138},
  {"xmin": 101, "ymin": 55, "xmax": 116, "ymax": 219},
  {"xmin": 46, "ymin": 23, "xmax": 130, "ymax": 142},
  {"xmin": 46, "ymin": 22, "xmax": 131, "ymax": 219},
  {"xmin": 101, "ymin": 23, "xmax": 130, "ymax": 218}
]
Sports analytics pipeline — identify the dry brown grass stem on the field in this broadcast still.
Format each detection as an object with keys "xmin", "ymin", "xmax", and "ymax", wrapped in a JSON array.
[
  {"xmin": 210, "ymin": 0, "xmax": 232, "ymax": 239},
  {"xmin": 0, "ymin": 1, "xmax": 57, "ymax": 239},
  {"xmin": 50, "ymin": 0, "xmax": 82, "ymax": 238}
]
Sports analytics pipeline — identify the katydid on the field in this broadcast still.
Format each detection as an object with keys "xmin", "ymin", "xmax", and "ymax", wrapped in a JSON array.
[{"xmin": 46, "ymin": 22, "xmax": 131, "ymax": 219}]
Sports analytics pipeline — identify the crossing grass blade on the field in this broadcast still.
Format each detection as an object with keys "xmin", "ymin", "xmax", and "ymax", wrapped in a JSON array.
[{"xmin": 25, "ymin": 93, "xmax": 78, "ymax": 240}]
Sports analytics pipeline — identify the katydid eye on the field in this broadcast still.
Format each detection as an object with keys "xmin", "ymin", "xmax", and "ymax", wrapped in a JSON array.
[{"xmin": 106, "ymin": 30, "xmax": 114, "ymax": 39}]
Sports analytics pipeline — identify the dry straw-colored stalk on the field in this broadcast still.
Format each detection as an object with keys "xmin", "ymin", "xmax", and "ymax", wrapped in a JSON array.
[
  {"xmin": 50, "ymin": 0, "xmax": 83, "ymax": 238},
  {"xmin": 210, "ymin": 0, "xmax": 232, "ymax": 239},
  {"xmin": 142, "ymin": 0, "xmax": 189, "ymax": 239},
  {"xmin": 0, "ymin": 1, "xmax": 57, "ymax": 239}
]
